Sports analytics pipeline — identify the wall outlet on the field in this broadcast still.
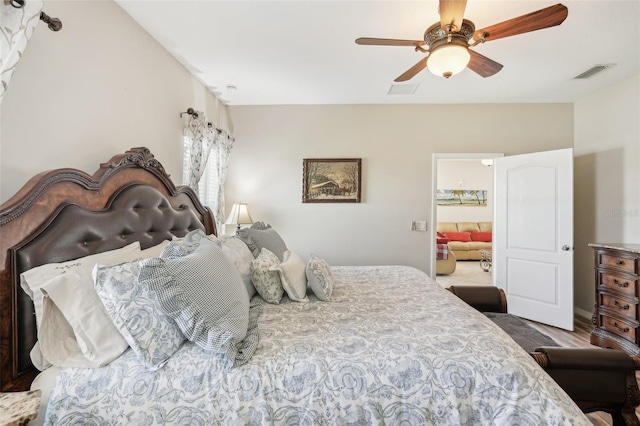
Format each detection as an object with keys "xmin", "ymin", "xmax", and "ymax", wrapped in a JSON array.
[{"xmin": 411, "ymin": 220, "xmax": 427, "ymax": 231}]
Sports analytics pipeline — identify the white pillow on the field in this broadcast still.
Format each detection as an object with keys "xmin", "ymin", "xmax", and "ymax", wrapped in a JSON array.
[
  {"xmin": 20, "ymin": 242, "xmax": 141, "ymax": 329},
  {"xmin": 39, "ymin": 272, "xmax": 128, "ymax": 368},
  {"xmin": 139, "ymin": 239, "xmax": 172, "ymax": 258},
  {"xmin": 219, "ymin": 235, "xmax": 256, "ymax": 299},
  {"xmin": 20, "ymin": 242, "xmax": 141, "ymax": 368},
  {"xmin": 270, "ymin": 251, "xmax": 309, "ymax": 302}
]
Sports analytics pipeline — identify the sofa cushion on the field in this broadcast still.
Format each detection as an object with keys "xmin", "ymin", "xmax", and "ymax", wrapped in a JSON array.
[
  {"xmin": 437, "ymin": 222, "xmax": 458, "ymax": 233},
  {"xmin": 468, "ymin": 242, "xmax": 492, "ymax": 250},
  {"xmin": 478, "ymin": 222, "xmax": 492, "ymax": 232},
  {"xmin": 444, "ymin": 232, "xmax": 471, "ymax": 242},
  {"xmin": 457, "ymin": 222, "xmax": 481, "ymax": 232},
  {"xmin": 447, "ymin": 241, "xmax": 471, "ymax": 251},
  {"xmin": 471, "ymin": 231, "xmax": 492, "ymax": 242}
]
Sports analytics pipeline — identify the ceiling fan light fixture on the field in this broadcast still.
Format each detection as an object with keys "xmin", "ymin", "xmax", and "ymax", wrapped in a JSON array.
[{"xmin": 427, "ymin": 43, "xmax": 471, "ymax": 79}]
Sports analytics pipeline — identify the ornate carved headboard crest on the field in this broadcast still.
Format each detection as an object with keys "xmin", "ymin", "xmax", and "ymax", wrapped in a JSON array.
[{"xmin": 99, "ymin": 147, "xmax": 174, "ymax": 191}]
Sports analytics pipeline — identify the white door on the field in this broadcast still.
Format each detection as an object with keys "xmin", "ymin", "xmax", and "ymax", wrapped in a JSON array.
[{"xmin": 494, "ymin": 148, "xmax": 574, "ymax": 331}]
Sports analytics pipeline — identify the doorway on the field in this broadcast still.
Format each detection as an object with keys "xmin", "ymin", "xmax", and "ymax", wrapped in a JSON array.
[{"xmin": 429, "ymin": 153, "xmax": 503, "ymax": 281}]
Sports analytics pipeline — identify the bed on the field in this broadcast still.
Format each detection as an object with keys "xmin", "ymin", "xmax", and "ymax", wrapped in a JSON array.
[{"xmin": 0, "ymin": 147, "xmax": 591, "ymax": 425}]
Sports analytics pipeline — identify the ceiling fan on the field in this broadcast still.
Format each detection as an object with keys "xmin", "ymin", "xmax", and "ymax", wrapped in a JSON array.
[{"xmin": 355, "ymin": 1, "xmax": 568, "ymax": 81}]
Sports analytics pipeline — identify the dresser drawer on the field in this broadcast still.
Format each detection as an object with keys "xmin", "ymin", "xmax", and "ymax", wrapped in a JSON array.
[
  {"xmin": 601, "ymin": 294, "xmax": 637, "ymax": 320},
  {"xmin": 599, "ymin": 252, "xmax": 639, "ymax": 275},
  {"xmin": 600, "ymin": 314, "xmax": 638, "ymax": 343},
  {"xmin": 599, "ymin": 271, "xmax": 638, "ymax": 296}
]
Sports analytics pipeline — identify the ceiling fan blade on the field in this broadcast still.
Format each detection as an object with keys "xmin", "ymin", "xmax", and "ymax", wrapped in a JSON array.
[
  {"xmin": 467, "ymin": 50, "xmax": 503, "ymax": 78},
  {"xmin": 356, "ymin": 37, "xmax": 426, "ymax": 47},
  {"xmin": 439, "ymin": 0, "xmax": 467, "ymax": 32},
  {"xmin": 473, "ymin": 4, "xmax": 568, "ymax": 43},
  {"xmin": 394, "ymin": 57, "xmax": 428, "ymax": 82}
]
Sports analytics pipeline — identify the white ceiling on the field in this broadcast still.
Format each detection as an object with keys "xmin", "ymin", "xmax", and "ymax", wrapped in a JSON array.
[{"xmin": 115, "ymin": 0, "xmax": 640, "ymax": 106}]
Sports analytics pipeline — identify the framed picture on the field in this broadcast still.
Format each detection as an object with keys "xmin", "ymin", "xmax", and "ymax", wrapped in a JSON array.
[
  {"xmin": 437, "ymin": 189, "xmax": 488, "ymax": 206},
  {"xmin": 303, "ymin": 158, "xmax": 361, "ymax": 203}
]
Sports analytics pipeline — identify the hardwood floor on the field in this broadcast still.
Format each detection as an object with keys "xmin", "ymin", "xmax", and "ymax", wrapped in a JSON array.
[{"xmin": 524, "ymin": 315, "xmax": 639, "ymax": 425}]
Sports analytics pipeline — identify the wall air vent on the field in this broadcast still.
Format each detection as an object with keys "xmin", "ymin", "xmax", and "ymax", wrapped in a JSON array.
[
  {"xmin": 573, "ymin": 64, "xmax": 615, "ymax": 79},
  {"xmin": 388, "ymin": 84, "xmax": 419, "ymax": 95}
]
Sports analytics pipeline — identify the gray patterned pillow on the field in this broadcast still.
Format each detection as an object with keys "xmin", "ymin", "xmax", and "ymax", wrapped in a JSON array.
[
  {"xmin": 250, "ymin": 248, "xmax": 284, "ymax": 304},
  {"xmin": 138, "ymin": 230, "xmax": 252, "ymax": 367},
  {"xmin": 236, "ymin": 222, "xmax": 288, "ymax": 261},
  {"xmin": 94, "ymin": 260, "xmax": 185, "ymax": 370},
  {"xmin": 306, "ymin": 255, "xmax": 334, "ymax": 301}
]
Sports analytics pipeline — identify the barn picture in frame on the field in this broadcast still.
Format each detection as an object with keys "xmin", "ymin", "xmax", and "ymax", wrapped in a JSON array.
[{"xmin": 303, "ymin": 158, "xmax": 361, "ymax": 203}]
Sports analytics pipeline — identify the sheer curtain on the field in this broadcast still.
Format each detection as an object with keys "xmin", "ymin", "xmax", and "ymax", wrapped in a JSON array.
[
  {"xmin": 182, "ymin": 111, "xmax": 214, "ymax": 194},
  {"xmin": 1, "ymin": 0, "xmax": 43, "ymax": 103},
  {"xmin": 209, "ymin": 130, "xmax": 234, "ymax": 233},
  {"xmin": 182, "ymin": 108, "xmax": 235, "ymax": 234}
]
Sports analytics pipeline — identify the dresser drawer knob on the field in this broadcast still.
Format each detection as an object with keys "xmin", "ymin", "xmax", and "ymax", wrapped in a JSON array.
[
  {"xmin": 616, "ymin": 260, "xmax": 625, "ymax": 265},
  {"xmin": 614, "ymin": 300, "xmax": 630, "ymax": 310},
  {"xmin": 613, "ymin": 279, "xmax": 630, "ymax": 288}
]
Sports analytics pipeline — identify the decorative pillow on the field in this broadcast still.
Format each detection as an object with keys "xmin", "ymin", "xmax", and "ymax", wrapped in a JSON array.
[
  {"xmin": 94, "ymin": 260, "xmax": 185, "ymax": 371},
  {"xmin": 249, "ymin": 221, "xmax": 269, "ymax": 231},
  {"xmin": 470, "ymin": 231, "xmax": 492, "ymax": 242},
  {"xmin": 306, "ymin": 255, "xmax": 334, "ymax": 302},
  {"xmin": 219, "ymin": 235, "xmax": 256, "ymax": 299},
  {"xmin": 270, "ymin": 251, "xmax": 309, "ymax": 302},
  {"xmin": 38, "ymin": 271, "xmax": 129, "ymax": 367},
  {"xmin": 20, "ymin": 242, "xmax": 141, "ymax": 368},
  {"xmin": 138, "ymin": 230, "xmax": 251, "ymax": 366},
  {"xmin": 250, "ymin": 248, "xmax": 284, "ymax": 304},
  {"xmin": 443, "ymin": 231, "xmax": 472, "ymax": 242},
  {"xmin": 435, "ymin": 231, "xmax": 450, "ymax": 244},
  {"xmin": 237, "ymin": 222, "xmax": 288, "ymax": 261}
]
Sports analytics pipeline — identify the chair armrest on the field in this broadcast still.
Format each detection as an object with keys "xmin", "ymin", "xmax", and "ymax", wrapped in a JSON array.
[
  {"xmin": 445, "ymin": 285, "xmax": 507, "ymax": 313},
  {"xmin": 534, "ymin": 346, "xmax": 640, "ymax": 371},
  {"xmin": 531, "ymin": 346, "xmax": 640, "ymax": 410}
]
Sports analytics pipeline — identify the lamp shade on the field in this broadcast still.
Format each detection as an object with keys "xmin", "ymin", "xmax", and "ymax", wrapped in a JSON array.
[
  {"xmin": 427, "ymin": 43, "xmax": 471, "ymax": 78},
  {"xmin": 225, "ymin": 203, "xmax": 254, "ymax": 228}
]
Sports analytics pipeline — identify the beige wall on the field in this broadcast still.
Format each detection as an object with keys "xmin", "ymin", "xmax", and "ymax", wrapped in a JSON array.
[
  {"xmin": 227, "ymin": 104, "xmax": 573, "ymax": 273},
  {"xmin": 573, "ymin": 73, "xmax": 640, "ymax": 317},
  {"xmin": 0, "ymin": 0, "xmax": 224, "ymax": 204}
]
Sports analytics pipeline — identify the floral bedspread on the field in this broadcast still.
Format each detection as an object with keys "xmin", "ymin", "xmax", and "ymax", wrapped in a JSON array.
[{"xmin": 44, "ymin": 266, "xmax": 589, "ymax": 425}]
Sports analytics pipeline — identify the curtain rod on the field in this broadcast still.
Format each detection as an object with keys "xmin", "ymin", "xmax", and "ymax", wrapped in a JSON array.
[
  {"xmin": 10, "ymin": 0, "xmax": 62, "ymax": 31},
  {"xmin": 180, "ymin": 107, "xmax": 227, "ymax": 136}
]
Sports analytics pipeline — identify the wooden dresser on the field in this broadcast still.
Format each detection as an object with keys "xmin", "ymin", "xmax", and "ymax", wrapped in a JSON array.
[{"xmin": 590, "ymin": 243, "xmax": 640, "ymax": 355}]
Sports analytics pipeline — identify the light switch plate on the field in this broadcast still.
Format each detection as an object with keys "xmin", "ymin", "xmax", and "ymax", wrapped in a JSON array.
[{"xmin": 411, "ymin": 220, "xmax": 427, "ymax": 231}]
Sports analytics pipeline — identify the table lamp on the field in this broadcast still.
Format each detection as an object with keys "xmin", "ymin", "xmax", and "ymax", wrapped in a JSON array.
[{"xmin": 225, "ymin": 203, "xmax": 254, "ymax": 230}]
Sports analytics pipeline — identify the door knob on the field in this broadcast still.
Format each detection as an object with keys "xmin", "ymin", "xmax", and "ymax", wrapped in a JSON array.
[{"xmin": 561, "ymin": 245, "xmax": 571, "ymax": 251}]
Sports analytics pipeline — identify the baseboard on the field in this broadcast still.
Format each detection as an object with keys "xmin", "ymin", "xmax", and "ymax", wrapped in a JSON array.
[{"xmin": 574, "ymin": 306, "xmax": 592, "ymax": 321}]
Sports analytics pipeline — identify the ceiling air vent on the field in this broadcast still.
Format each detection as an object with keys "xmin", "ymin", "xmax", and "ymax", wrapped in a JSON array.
[
  {"xmin": 573, "ymin": 64, "xmax": 615, "ymax": 79},
  {"xmin": 388, "ymin": 84, "xmax": 419, "ymax": 95}
]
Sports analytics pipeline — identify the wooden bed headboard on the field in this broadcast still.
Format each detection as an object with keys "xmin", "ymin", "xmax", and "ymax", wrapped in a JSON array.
[{"xmin": 0, "ymin": 147, "xmax": 216, "ymax": 391}]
